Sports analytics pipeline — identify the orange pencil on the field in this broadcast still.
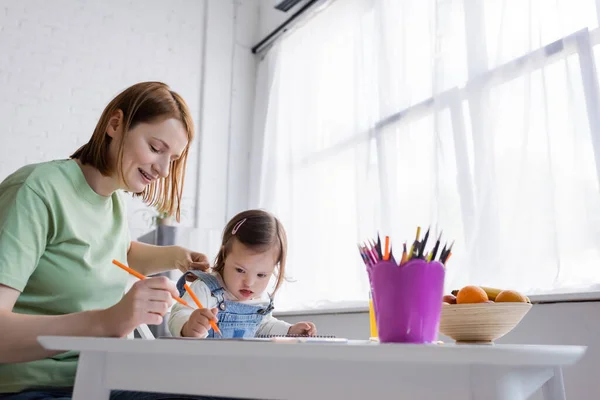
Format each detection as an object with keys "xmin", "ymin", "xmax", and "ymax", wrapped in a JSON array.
[
  {"xmin": 384, "ymin": 236, "xmax": 390, "ymax": 261},
  {"xmin": 183, "ymin": 283, "xmax": 222, "ymax": 337},
  {"xmin": 112, "ymin": 259, "xmax": 191, "ymax": 308}
]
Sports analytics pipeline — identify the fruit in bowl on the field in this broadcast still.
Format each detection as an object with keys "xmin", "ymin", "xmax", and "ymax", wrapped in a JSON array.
[
  {"xmin": 450, "ymin": 286, "xmax": 531, "ymax": 303},
  {"xmin": 442, "ymin": 294, "xmax": 457, "ymax": 304},
  {"xmin": 439, "ymin": 286, "xmax": 532, "ymax": 343},
  {"xmin": 455, "ymin": 285, "xmax": 489, "ymax": 304},
  {"xmin": 495, "ymin": 290, "xmax": 529, "ymax": 303}
]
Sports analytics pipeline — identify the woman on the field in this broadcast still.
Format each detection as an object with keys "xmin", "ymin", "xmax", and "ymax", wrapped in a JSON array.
[{"xmin": 0, "ymin": 82, "xmax": 230, "ymax": 399}]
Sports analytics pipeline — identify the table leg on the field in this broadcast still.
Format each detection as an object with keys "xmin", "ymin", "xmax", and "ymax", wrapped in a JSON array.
[
  {"xmin": 470, "ymin": 366, "xmax": 555, "ymax": 400},
  {"xmin": 542, "ymin": 368, "xmax": 566, "ymax": 400},
  {"xmin": 72, "ymin": 351, "xmax": 110, "ymax": 400}
]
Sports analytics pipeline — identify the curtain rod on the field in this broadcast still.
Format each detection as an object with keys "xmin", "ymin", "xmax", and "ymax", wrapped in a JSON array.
[{"xmin": 251, "ymin": 0, "xmax": 320, "ymax": 55}]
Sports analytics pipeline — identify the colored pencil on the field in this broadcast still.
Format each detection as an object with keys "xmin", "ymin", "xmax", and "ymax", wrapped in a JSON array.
[
  {"xmin": 430, "ymin": 231, "xmax": 443, "ymax": 261},
  {"xmin": 183, "ymin": 283, "xmax": 222, "ymax": 337},
  {"xmin": 112, "ymin": 259, "xmax": 192, "ymax": 309},
  {"xmin": 384, "ymin": 236, "xmax": 390, "ymax": 261},
  {"xmin": 419, "ymin": 226, "xmax": 430, "ymax": 258}
]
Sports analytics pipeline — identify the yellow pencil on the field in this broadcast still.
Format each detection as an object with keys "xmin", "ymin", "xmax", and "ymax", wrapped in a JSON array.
[{"xmin": 407, "ymin": 226, "xmax": 421, "ymax": 261}]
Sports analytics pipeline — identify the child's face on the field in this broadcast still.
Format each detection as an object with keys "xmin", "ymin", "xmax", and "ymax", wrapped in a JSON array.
[
  {"xmin": 108, "ymin": 115, "xmax": 188, "ymax": 193},
  {"xmin": 222, "ymin": 238, "xmax": 278, "ymax": 301}
]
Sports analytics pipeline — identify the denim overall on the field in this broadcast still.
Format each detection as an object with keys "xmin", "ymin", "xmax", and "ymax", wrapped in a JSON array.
[{"xmin": 176, "ymin": 271, "xmax": 274, "ymax": 338}]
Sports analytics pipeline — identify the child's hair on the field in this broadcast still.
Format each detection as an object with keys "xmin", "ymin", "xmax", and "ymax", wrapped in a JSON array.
[
  {"xmin": 213, "ymin": 209, "xmax": 288, "ymax": 296},
  {"xmin": 70, "ymin": 81, "xmax": 194, "ymax": 222}
]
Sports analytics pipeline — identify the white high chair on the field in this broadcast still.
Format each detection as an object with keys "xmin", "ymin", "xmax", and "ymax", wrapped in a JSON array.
[{"xmin": 135, "ymin": 324, "xmax": 155, "ymax": 339}]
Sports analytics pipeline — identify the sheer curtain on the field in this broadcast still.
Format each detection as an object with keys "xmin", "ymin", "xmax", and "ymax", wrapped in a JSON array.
[{"xmin": 252, "ymin": 0, "xmax": 600, "ymax": 311}]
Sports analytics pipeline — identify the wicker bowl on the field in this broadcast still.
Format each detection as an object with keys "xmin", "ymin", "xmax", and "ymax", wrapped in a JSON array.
[{"xmin": 439, "ymin": 302, "xmax": 532, "ymax": 344}]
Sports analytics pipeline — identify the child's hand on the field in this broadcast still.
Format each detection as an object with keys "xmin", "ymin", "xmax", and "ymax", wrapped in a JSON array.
[
  {"xmin": 288, "ymin": 321, "xmax": 317, "ymax": 336},
  {"xmin": 181, "ymin": 308, "xmax": 219, "ymax": 338}
]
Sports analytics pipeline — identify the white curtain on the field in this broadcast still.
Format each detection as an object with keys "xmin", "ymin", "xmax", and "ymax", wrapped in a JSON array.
[
  {"xmin": 252, "ymin": 0, "xmax": 600, "ymax": 311},
  {"xmin": 249, "ymin": 46, "xmax": 279, "ymax": 209}
]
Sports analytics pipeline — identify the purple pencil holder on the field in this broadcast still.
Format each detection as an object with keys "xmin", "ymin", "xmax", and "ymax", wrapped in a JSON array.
[{"xmin": 370, "ymin": 258, "xmax": 445, "ymax": 344}]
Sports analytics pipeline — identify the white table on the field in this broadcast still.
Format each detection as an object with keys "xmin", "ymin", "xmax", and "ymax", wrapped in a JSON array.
[{"xmin": 37, "ymin": 336, "xmax": 586, "ymax": 400}]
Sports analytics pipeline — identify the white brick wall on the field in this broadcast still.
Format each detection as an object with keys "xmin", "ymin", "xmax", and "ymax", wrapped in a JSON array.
[{"xmin": 0, "ymin": 0, "xmax": 205, "ymax": 240}]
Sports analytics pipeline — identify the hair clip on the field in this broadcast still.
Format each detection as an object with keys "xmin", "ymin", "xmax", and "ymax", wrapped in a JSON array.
[{"xmin": 231, "ymin": 218, "xmax": 247, "ymax": 235}]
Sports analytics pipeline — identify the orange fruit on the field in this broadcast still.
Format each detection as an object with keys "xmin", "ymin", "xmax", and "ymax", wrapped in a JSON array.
[
  {"xmin": 495, "ymin": 290, "xmax": 528, "ymax": 303},
  {"xmin": 456, "ymin": 285, "xmax": 489, "ymax": 304}
]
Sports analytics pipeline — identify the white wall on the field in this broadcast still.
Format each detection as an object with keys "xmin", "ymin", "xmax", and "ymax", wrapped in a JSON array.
[
  {"xmin": 0, "ymin": 0, "xmax": 262, "ymax": 246},
  {"xmin": 280, "ymin": 302, "xmax": 599, "ymax": 400},
  {"xmin": 0, "ymin": 0, "xmax": 205, "ymax": 240}
]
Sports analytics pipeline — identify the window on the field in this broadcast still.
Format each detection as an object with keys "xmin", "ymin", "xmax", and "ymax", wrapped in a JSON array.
[{"xmin": 253, "ymin": 0, "xmax": 600, "ymax": 311}]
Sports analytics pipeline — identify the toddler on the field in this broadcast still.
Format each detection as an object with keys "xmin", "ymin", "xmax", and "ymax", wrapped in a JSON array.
[{"xmin": 168, "ymin": 209, "xmax": 317, "ymax": 338}]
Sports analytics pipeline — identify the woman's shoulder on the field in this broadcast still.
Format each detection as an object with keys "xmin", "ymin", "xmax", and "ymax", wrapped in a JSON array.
[{"xmin": 0, "ymin": 159, "xmax": 69, "ymax": 192}]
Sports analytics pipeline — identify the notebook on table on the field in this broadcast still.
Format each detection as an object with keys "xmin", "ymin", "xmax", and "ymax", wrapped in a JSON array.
[{"xmin": 158, "ymin": 334, "xmax": 348, "ymax": 344}]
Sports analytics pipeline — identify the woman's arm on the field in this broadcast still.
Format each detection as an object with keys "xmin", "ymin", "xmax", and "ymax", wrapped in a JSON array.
[
  {"xmin": 0, "ymin": 284, "xmax": 110, "ymax": 363},
  {"xmin": 0, "ymin": 276, "xmax": 179, "ymax": 364},
  {"xmin": 127, "ymin": 241, "xmax": 210, "ymax": 276}
]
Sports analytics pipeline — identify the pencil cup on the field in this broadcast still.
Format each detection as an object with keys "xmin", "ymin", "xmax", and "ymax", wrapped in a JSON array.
[{"xmin": 371, "ymin": 259, "xmax": 445, "ymax": 343}]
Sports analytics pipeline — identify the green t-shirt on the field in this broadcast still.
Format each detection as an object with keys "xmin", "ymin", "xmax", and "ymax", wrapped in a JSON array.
[{"xmin": 0, "ymin": 159, "xmax": 131, "ymax": 393}]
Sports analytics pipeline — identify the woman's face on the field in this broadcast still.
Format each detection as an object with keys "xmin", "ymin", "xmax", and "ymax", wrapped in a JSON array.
[{"xmin": 108, "ymin": 114, "xmax": 189, "ymax": 192}]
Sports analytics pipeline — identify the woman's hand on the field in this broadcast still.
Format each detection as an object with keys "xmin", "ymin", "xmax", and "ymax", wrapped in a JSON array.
[
  {"xmin": 181, "ymin": 307, "xmax": 219, "ymax": 338},
  {"xmin": 101, "ymin": 276, "xmax": 179, "ymax": 337},
  {"xmin": 172, "ymin": 246, "xmax": 211, "ymax": 281},
  {"xmin": 288, "ymin": 321, "xmax": 317, "ymax": 336},
  {"xmin": 127, "ymin": 242, "xmax": 211, "ymax": 277}
]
